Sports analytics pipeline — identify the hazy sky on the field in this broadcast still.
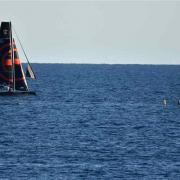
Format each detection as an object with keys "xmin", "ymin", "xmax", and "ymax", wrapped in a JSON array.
[{"xmin": 0, "ymin": 1, "xmax": 180, "ymax": 64}]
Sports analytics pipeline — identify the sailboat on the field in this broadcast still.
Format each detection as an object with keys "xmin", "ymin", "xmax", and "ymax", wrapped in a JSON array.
[{"xmin": 0, "ymin": 21, "xmax": 36, "ymax": 96}]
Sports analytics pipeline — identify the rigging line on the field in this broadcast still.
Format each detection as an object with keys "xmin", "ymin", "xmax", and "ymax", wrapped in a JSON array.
[
  {"xmin": 11, "ymin": 23, "xmax": 29, "ymax": 90},
  {"xmin": 12, "ymin": 25, "xmax": 36, "ymax": 79},
  {"xmin": 12, "ymin": 25, "xmax": 30, "ymax": 63}
]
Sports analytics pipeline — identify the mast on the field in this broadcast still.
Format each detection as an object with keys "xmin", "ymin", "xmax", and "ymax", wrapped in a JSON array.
[{"xmin": 10, "ymin": 22, "xmax": 15, "ymax": 91}]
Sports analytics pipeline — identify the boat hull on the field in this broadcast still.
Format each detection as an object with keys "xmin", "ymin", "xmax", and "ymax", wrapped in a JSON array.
[{"xmin": 0, "ymin": 91, "xmax": 36, "ymax": 96}]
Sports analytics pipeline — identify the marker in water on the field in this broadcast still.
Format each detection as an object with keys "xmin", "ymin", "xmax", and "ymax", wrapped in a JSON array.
[
  {"xmin": 163, "ymin": 99, "xmax": 167, "ymax": 106},
  {"xmin": 178, "ymin": 100, "xmax": 180, "ymax": 105}
]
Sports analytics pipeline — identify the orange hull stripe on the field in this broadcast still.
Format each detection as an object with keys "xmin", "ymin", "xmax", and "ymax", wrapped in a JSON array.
[
  {"xmin": 2, "ymin": 59, "xmax": 21, "ymax": 65},
  {"xmin": 14, "ymin": 59, "xmax": 20, "ymax": 65},
  {"xmin": 4, "ymin": 59, "xmax": 12, "ymax": 66}
]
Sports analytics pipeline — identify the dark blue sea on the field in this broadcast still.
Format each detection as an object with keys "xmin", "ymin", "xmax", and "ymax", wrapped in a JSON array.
[{"xmin": 0, "ymin": 64, "xmax": 180, "ymax": 179}]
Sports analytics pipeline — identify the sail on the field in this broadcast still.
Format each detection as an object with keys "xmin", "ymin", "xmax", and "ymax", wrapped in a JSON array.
[
  {"xmin": 0, "ymin": 22, "xmax": 13, "ymax": 87},
  {"xmin": 0, "ymin": 21, "xmax": 35, "ymax": 93},
  {"xmin": 13, "ymin": 40, "xmax": 29, "ymax": 91},
  {"xmin": 26, "ymin": 62, "xmax": 36, "ymax": 79}
]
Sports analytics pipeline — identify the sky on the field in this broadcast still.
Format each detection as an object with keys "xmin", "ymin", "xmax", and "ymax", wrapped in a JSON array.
[{"xmin": 0, "ymin": 1, "xmax": 180, "ymax": 64}]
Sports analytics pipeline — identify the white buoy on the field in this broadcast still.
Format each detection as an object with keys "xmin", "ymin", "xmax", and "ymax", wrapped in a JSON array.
[{"xmin": 163, "ymin": 99, "xmax": 167, "ymax": 106}]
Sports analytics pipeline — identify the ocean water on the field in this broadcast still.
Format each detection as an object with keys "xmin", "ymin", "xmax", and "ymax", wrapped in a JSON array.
[{"xmin": 0, "ymin": 64, "xmax": 180, "ymax": 179}]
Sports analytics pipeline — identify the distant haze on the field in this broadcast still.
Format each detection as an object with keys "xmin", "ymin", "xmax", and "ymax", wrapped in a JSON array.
[{"xmin": 0, "ymin": 1, "xmax": 180, "ymax": 64}]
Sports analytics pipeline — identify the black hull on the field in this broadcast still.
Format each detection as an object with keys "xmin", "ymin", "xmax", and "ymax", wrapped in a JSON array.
[{"xmin": 0, "ymin": 91, "xmax": 36, "ymax": 96}]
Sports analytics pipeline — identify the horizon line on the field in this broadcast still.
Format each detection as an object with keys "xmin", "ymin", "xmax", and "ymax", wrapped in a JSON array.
[{"xmin": 22, "ymin": 62, "xmax": 180, "ymax": 65}]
